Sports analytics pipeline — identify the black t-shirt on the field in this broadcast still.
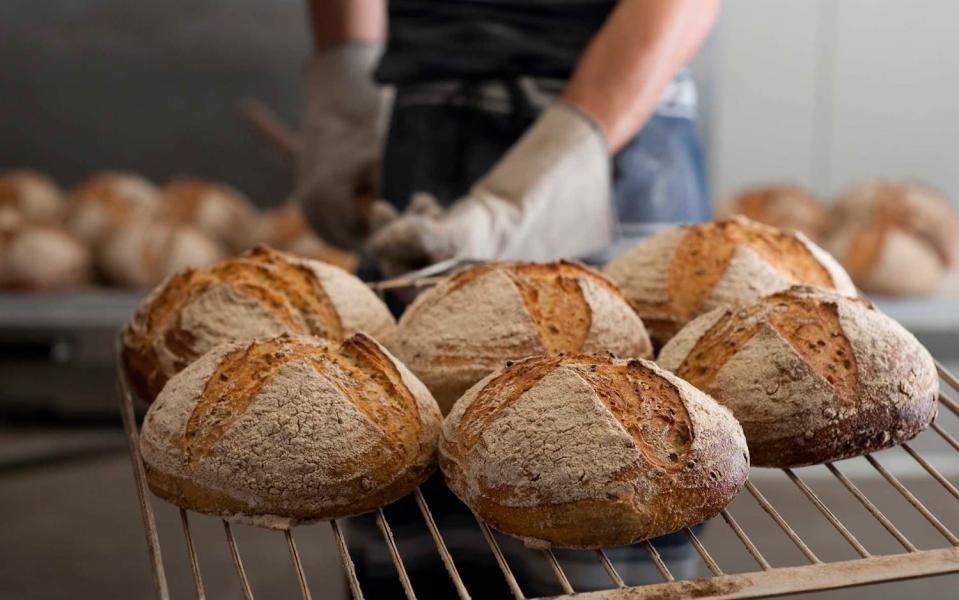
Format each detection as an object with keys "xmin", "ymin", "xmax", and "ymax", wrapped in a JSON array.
[{"xmin": 375, "ymin": 0, "xmax": 616, "ymax": 84}]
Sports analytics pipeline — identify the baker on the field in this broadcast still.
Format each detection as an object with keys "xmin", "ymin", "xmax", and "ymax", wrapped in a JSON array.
[{"xmin": 295, "ymin": 0, "xmax": 720, "ymax": 596}]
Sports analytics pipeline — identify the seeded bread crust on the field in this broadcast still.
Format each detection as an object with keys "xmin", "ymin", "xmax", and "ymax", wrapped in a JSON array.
[
  {"xmin": 384, "ymin": 261, "xmax": 653, "ymax": 414},
  {"xmin": 658, "ymin": 286, "xmax": 938, "ymax": 467},
  {"xmin": 122, "ymin": 245, "xmax": 395, "ymax": 402},
  {"xmin": 440, "ymin": 354, "xmax": 748, "ymax": 549},
  {"xmin": 604, "ymin": 217, "xmax": 856, "ymax": 348},
  {"xmin": 140, "ymin": 333, "xmax": 442, "ymax": 527}
]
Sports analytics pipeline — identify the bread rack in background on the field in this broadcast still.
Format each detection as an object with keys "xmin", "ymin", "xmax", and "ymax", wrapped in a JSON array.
[{"xmin": 118, "ymin": 265, "xmax": 959, "ymax": 600}]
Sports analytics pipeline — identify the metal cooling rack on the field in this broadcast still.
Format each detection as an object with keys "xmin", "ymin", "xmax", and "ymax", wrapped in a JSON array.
[{"xmin": 119, "ymin": 271, "xmax": 959, "ymax": 599}]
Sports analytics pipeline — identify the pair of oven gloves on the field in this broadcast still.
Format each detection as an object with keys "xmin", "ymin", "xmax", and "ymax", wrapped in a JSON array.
[{"xmin": 293, "ymin": 43, "xmax": 616, "ymax": 274}]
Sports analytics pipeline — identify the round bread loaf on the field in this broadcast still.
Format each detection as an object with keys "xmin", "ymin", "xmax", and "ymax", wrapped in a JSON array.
[
  {"xmin": 826, "ymin": 181, "xmax": 959, "ymax": 296},
  {"xmin": 716, "ymin": 184, "xmax": 831, "ymax": 241},
  {"xmin": 244, "ymin": 203, "xmax": 310, "ymax": 249},
  {"xmin": 604, "ymin": 217, "xmax": 856, "ymax": 348},
  {"xmin": 283, "ymin": 231, "xmax": 358, "ymax": 272},
  {"xmin": 140, "ymin": 333, "xmax": 442, "ymax": 527},
  {"xmin": 162, "ymin": 178, "xmax": 258, "ymax": 251},
  {"xmin": 384, "ymin": 261, "xmax": 653, "ymax": 414},
  {"xmin": 1, "ymin": 225, "xmax": 92, "ymax": 291},
  {"xmin": 123, "ymin": 245, "xmax": 395, "ymax": 402},
  {"xmin": 0, "ymin": 169, "xmax": 64, "ymax": 225},
  {"xmin": 658, "ymin": 286, "xmax": 938, "ymax": 467},
  {"xmin": 440, "ymin": 354, "xmax": 749, "ymax": 549},
  {"xmin": 64, "ymin": 171, "xmax": 161, "ymax": 245},
  {"xmin": 98, "ymin": 218, "xmax": 227, "ymax": 288}
]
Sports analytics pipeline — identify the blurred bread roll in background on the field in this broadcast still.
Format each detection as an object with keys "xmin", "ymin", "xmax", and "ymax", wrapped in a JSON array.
[
  {"xmin": 716, "ymin": 184, "xmax": 831, "ymax": 242},
  {"xmin": 826, "ymin": 181, "xmax": 959, "ymax": 296},
  {"xmin": 0, "ymin": 169, "xmax": 65, "ymax": 225},
  {"xmin": 64, "ymin": 171, "xmax": 161, "ymax": 245},
  {"xmin": 98, "ymin": 218, "xmax": 226, "ymax": 289},
  {"xmin": 245, "ymin": 202, "xmax": 357, "ymax": 271},
  {"xmin": 0, "ymin": 224, "xmax": 92, "ymax": 291},
  {"xmin": 161, "ymin": 178, "xmax": 258, "ymax": 252}
]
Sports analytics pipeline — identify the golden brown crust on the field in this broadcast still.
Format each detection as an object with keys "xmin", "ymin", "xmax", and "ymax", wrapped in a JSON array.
[
  {"xmin": 605, "ymin": 217, "xmax": 855, "ymax": 348},
  {"xmin": 387, "ymin": 261, "xmax": 652, "ymax": 414},
  {"xmin": 141, "ymin": 334, "xmax": 441, "ymax": 525},
  {"xmin": 659, "ymin": 286, "xmax": 938, "ymax": 467},
  {"xmin": 718, "ymin": 184, "xmax": 831, "ymax": 240},
  {"xmin": 440, "ymin": 354, "xmax": 748, "ymax": 548},
  {"xmin": 123, "ymin": 245, "xmax": 392, "ymax": 402}
]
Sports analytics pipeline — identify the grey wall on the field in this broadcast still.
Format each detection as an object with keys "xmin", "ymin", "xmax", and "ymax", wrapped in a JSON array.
[{"xmin": 0, "ymin": 0, "xmax": 311, "ymax": 206}]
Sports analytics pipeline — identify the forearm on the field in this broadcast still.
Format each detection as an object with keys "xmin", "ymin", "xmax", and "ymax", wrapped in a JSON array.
[
  {"xmin": 308, "ymin": 0, "xmax": 386, "ymax": 49},
  {"xmin": 563, "ymin": 0, "xmax": 720, "ymax": 153}
]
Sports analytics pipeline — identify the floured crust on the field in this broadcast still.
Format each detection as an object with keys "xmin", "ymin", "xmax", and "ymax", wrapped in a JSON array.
[
  {"xmin": 604, "ymin": 217, "xmax": 857, "ymax": 348},
  {"xmin": 122, "ymin": 245, "xmax": 395, "ymax": 402},
  {"xmin": 140, "ymin": 334, "xmax": 442, "ymax": 525},
  {"xmin": 3, "ymin": 225, "xmax": 92, "ymax": 291},
  {"xmin": 384, "ymin": 261, "xmax": 652, "ymax": 414},
  {"xmin": 440, "ymin": 354, "xmax": 748, "ymax": 549},
  {"xmin": 658, "ymin": 285, "xmax": 938, "ymax": 467}
]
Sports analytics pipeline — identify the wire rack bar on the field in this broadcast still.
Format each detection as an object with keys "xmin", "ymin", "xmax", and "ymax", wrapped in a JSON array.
[
  {"xmin": 783, "ymin": 468, "xmax": 870, "ymax": 558},
  {"xmin": 375, "ymin": 509, "xmax": 417, "ymax": 600},
  {"xmin": 475, "ymin": 518, "xmax": 526, "ymax": 600},
  {"xmin": 937, "ymin": 361, "xmax": 959, "ymax": 392},
  {"xmin": 413, "ymin": 489, "xmax": 470, "ymax": 600},
  {"xmin": 541, "ymin": 550, "xmax": 575, "ymax": 595},
  {"xmin": 285, "ymin": 530, "xmax": 313, "ymax": 600},
  {"xmin": 720, "ymin": 509, "xmax": 771, "ymax": 570},
  {"xmin": 825, "ymin": 463, "xmax": 917, "ymax": 553},
  {"xmin": 641, "ymin": 540, "xmax": 675, "ymax": 582},
  {"xmin": 178, "ymin": 509, "xmax": 206, "ymax": 599},
  {"xmin": 222, "ymin": 521, "xmax": 254, "ymax": 600},
  {"xmin": 684, "ymin": 527, "xmax": 723, "ymax": 576},
  {"xmin": 330, "ymin": 520, "xmax": 364, "ymax": 600},
  {"xmin": 932, "ymin": 421, "xmax": 959, "ymax": 452},
  {"xmin": 594, "ymin": 550, "xmax": 626, "ymax": 588},
  {"xmin": 117, "ymin": 376, "xmax": 170, "ymax": 600},
  {"xmin": 901, "ymin": 443, "xmax": 959, "ymax": 501},
  {"xmin": 864, "ymin": 454, "xmax": 959, "ymax": 546},
  {"xmin": 939, "ymin": 392, "xmax": 959, "ymax": 417},
  {"xmin": 745, "ymin": 481, "xmax": 822, "ymax": 564}
]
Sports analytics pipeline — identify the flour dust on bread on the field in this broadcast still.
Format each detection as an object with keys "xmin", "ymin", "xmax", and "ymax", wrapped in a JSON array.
[
  {"xmin": 440, "ymin": 354, "xmax": 748, "ymax": 549},
  {"xmin": 161, "ymin": 177, "xmax": 258, "ymax": 252},
  {"xmin": 139, "ymin": 334, "xmax": 442, "ymax": 526},
  {"xmin": 123, "ymin": 245, "xmax": 395, "ymax": 402},
  {"xmin": 384, "ymin": 261, "xmax": 652, "ymax": 414},
  {"xmin": 0, "ymin": 169, "xmax": 65, "ymax": 225},
  {"xmin": 1, "ymin": 225, "xmax": 92, "ymax": 291},
  {"xmin": 64, "ymin": 171, "xmax": 162, "ymax": 245},
  {"xmin": 604, "ymin": 217, "xmax": 856, "ymax": 348},
  {"xmin": 826, "ymin": 180, "xmax": 959, "ymax": 296},
  {"xmin": 658, "ymin": 286, "xmax": 938, "ymax": 467}
]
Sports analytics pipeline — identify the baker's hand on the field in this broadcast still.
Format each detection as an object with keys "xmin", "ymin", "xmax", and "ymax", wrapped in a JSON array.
[
  {"xmin": 367, "ymin": 102, "xmax": 617, "ymax": 272},
  {"xmin": 294, "ymin": 42, "xmax": 391, "ymax": 250}
]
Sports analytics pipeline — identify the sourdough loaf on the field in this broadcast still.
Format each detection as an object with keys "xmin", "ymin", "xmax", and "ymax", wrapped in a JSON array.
[
  {"xmin": 604, "ymin": 217, "xmax": 856, "ymax": 348},
  {"xmin": 1, "ymin": 225, "xmax": 92, "ymax": 291},
  {"xmin": 658, "ymin": 286, "xmax": 938, "ymax": 467},
  {"xmin": 140, "ymin": 333, "xmax": 442, "ymax": 526},
  {"xmin": 0, "ymin": 170, "xmax": 64, "ymax": 225},
  {"xmin": 123, "ymin": 245, "xmax": 395, "ymax": 402},
  {"xmin": 384, "ymin": 261, "xmax": 652, "ymax": 414},
  {"xmin": 243, "ymin": 203, "xmax": 357, "ymax": 271},
  {"xmin": 99, "ymin": 218, "xmax": 227, "ymax": 288},
  {"xmin": 716, "ymin": 184, "xmax": 831, "ymax": 241},
  {"xmin": 162, "ymin": 178, "xmax": 258, "ymax": 252},
  {"xmin": 826, "ymin": 181, "xmax": 959, "ymax": 296},
  {"xmin": 64, "ymin": 171, "xmax": 161, "ymax": 245},
  {"xmin": 440, "ymin": 354, "xmax": 749, "ymax": 548}
]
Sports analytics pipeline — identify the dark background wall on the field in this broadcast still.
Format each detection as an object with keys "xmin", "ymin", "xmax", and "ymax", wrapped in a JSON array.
[{"xmin": 0, "ymin": 0, "xmax": 311, "ymax": 206}]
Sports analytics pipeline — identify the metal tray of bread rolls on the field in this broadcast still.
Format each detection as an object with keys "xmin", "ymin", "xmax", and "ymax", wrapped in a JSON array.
[{"xmin": 119, "ymin": 267, "xmax": 959, "ymax": 600}]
